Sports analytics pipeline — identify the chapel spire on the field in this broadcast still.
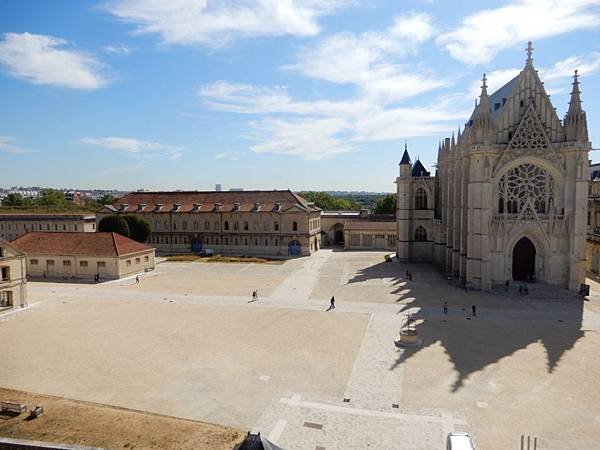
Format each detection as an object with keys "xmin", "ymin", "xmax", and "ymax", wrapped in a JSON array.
[
  {"xmin": 472, "ymin": 73, "xmax": 494, "ymax": 143},
  {"xmin": 564, "ymin": 69, "xmax": 588, "ymax": 142},
  {"xmin": 525, "ymin": 41, "xmax": 534, "ymax": 67},
  {"xmin": 399, "ymin": 140, "xmax": 411, "ymax": 165}
]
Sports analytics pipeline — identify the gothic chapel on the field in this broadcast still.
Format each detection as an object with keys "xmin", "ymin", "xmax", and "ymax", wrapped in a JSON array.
[{"xmin": 397, "ymin": 42, "xmax": 590, "ymax": 291}]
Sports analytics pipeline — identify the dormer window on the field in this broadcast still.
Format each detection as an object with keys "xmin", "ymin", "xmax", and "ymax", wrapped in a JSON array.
[
  {"xmin": 120, "ymin": 203, "xmax": 129, "ymax": 212},
  {"xmin": 253, "ymin": 202, "xmax": 261, "ymax": 212},
  {"xmin": 192, "ymin": 203, "xmax": 202, "ymax": 212},
  {"xmin": 172, "ymin": 203, "xmax": 182, "ymax": 213},
  {"xmin": 213, "ymin": 203, "xmax": 222, "ymax": 212},
  {"xmin": 154, "ymin": 203, "xmax": 164, "ymax": 212},
  {"xmin": 137, "ymin": 203, "xmax": 146, "ymax": 212},
  {"xmin": 233, "ymin": 203, "xmax": 241, "ymax": 212},
  {"xmin": 273, "ymin": 202, "xmax": 281, "ymax": 212}
]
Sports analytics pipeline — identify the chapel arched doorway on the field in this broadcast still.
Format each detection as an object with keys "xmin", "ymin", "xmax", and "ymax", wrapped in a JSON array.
[{"xmin": 512, "ymin": 237, "xmax": 536, "ymax": 281}]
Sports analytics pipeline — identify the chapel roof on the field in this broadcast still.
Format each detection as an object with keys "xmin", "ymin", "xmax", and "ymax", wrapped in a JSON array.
[{"xmin": 412, "ymin": 159, "xmax": 430, "ymax": 177}]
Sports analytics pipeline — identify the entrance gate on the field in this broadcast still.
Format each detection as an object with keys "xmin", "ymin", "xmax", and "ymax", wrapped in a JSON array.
[{"xmin": 512, "ymin": 237, "xmax": 536, "ymax": 281}]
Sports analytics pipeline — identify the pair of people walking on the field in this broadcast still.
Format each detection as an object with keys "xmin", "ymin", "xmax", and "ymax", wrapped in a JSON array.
[{"xmin": 443, "ymin": 301, "xmax": 476, "ymax": 317}]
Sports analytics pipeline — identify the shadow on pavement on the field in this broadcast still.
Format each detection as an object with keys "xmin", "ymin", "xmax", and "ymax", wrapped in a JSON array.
[{"xmin": 348, "ymin": 261, "xmax": 586, "ymax": 391}]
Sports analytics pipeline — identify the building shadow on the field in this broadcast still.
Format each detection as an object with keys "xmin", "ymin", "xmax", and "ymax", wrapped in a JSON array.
[{"xmin": 347, "ymin": 262, "xmax": 586, "ymax": 392}]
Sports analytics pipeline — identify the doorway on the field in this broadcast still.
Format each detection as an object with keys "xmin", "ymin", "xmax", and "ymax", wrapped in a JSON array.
[{"xmin": 512, "ymin": 237, "xmax": 536, "ymax": 281}]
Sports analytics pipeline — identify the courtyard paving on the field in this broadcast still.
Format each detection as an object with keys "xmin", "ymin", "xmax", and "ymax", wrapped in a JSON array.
[{"xmin": 1, "ymin": 249, "xmax": 599, "ymax": 449}]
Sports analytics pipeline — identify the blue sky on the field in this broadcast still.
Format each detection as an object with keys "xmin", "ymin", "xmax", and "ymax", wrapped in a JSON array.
[{"xmin": 1, "ymin": 0, "xmax": 599, "ymax": 193}]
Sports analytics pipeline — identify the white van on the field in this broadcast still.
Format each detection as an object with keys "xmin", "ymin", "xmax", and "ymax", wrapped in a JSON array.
[{"xmin": 446, "ymin": 432, "xmax": 476, "ymax": 450}]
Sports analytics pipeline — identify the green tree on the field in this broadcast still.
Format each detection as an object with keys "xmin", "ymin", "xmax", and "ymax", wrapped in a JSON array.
[
  {"xmin": 98, "ymin": 194, "xmax": 117, "ymax": 205},
  {"xmin": 36, "ymin": 189, "xmax": 66, "ymax": 207},
  {"xmin": 98, "ymin": 215, "xmax": 130, "ymax": 237},
  {"xmin": 122, "ymin": 215, "xmax": 152, "ymax": 243},
  {"xmin": 300, "ymin": 192, "xmax": 360, "ymax": 211},
  {"xmin": 2, "ymin": 193, "xmax": 25, "ymax": 207},
  {"xmin": 374, "ymin": 194, "xmax": 397, "ymax": 214}
]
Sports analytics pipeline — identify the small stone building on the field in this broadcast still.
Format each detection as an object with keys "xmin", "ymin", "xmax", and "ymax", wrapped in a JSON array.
[
  {"xmin": 11, "ymin": 232, "xmax": 155, "ymax": 281},
  {"xmin": 344, "ymin": 221, "xmax": 397, "ymax": 250},
  {"xmin": 0, "ymin": 237, "xmax": 27, "ymax": 310}
]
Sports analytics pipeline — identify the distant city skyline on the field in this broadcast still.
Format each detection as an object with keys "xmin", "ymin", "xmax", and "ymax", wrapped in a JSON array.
[{"xmin": 1, "ymin": 1, "xmax": 600, "ymax": 192}]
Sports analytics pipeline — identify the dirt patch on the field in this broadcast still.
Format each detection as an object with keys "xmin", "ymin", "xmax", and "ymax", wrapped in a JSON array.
[
  {"xmin": 0, "ymin": 388, "xmax": 243, "ymax": 450},
  {"xmin": 165, "ymin": 254, "xmax": 284, "ymax": 264}
]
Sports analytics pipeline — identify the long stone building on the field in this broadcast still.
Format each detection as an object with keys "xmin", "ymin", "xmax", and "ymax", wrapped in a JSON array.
[
  {"xmin": 397, "ymin": 42, "xmax": 590, "ymax": 291},
  {"xmin": 97, "ymin": 190, "xmax": 322, "ymax": 257},
  {"xmin": 0, "ymin": 213, "xmax": 96, "ymax": 241}
]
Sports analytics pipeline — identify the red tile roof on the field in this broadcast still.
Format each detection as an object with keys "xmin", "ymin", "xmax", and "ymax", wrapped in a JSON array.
[
  {"xmin": 10, "ymin": 232, "xmax": 153, "ymax": 257},
  {"xmin": 106, "ymin": 190, "xmax": 320, "ymax": 214}
]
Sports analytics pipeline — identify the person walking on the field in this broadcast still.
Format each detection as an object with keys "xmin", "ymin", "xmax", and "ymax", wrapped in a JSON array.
[
  {"xmin": 443, "ymin": 301, "xmax": 448, "ymax": 314},
  {"xmin": 328, "ymin": 296, "xmax": 336, "ymax": 311},
  {"xmin": 136, "ymin": 275, "xmax": 140, "ymax": 284},
  {"xmin": 472, "ymin": 304, "xmax": 477, "ymax": 317},
  {"xmin": 251, "ymin": 290, "xmax": 257, "ymax": 302}
]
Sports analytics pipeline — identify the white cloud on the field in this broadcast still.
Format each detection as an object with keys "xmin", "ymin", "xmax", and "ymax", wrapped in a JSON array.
[
  {"xmin": 249, "ymin": 117, "xmax": 353, "ymax": 159},
  {"xmin": 214, "ymin": 152, "xmax": 242, "ymax": 161},
  {"xmin": 389, "ymin": 11, "xmax": 435, "ymax": 43},
  {"xmin": 0, "ymin": 32, "xmax": 108, "ymax": 89},
  {"xmin": 541, "ymin": 52, "xmax": 600, "ymax": 81},
  {"xmin": 437, "ymin": 0, "xmax": 600, "ymax": 65},
  {"xmin": 79, "ymin": 137, "xmax": 183, "ymax": 159},
  {"xmin": 103, "ymin": 0, "xmax": 353, "ymax": 47},
  {"xmin": 0, "ymin": 136, "xmax": 35, "ymax": 154},
  {"xmin": 198, "ymin": 81, "xmax": 366, "ymax": 115},
  {"xmin": 102, "ymin": 44, "xmax": 132, "ymax": 55},
  {"xmin": 285, "ymin": 13, "xmax": 446, "ymax": 103}
]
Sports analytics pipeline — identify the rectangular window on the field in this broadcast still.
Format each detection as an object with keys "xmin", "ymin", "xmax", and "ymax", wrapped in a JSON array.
[
  {"xmin": 144, "ymin": 256, "xmax": 149, "ymax": 262},
  {"xmin": 47, "ymin": 259, "xmax": 55, "ymax": 266},
  {"xmin": 47, "ymin": 224, "xmax": 50, "ymax": 231},
  {"xmin": 173, "ymin": 222, "xmax": 177, "ymax": 230},
  {"xmin": 194, "ymin": 221, "xmax": 199, "ymax": 230},
  {"xmin": 244, "ymin": 221, "xmax": 249, "ymax": 230},
  {"xmin": 182, "ymin": 221, "xmax": 187, "ymax": 230},
  {"xmin": 74, "ymin": 225, "xmax": 78, "ymax": 231},
  {"xmin": 97, "ymin": 261, "xmax": 106, "ymax": 268},
  {"xmin": 63, "ymin": 260, "xmax": 71, "ymax": 266},
  {"xmin": 80, "ymin": 261, "xmax": 88, "ymax": 267},
  {"xmin": 135, "ymin": 257, "xmax": 141, "ymax": 264},
  {"xmin": 63, "ymin": 225, "xmax": 66, "ymax": 231},
  {"xmin": 164, "ymin": 221, "xmax": 168, "ymax": 230},
  {"xmin": 215, "ymin": 221, "xmax": 220, "ymax": 230},
  {"xmin": 155, "ymin": 221, "xmax": 160, "ymax": 230},
  {"xmin": 205, "ymin": 221, "xmax": 210, "ymax": 230},
  {"xmin": 30, "ymin": 259, "xmax": 38, "ymax": 265},
  {"xmin": 126, "ymin": 260, "xmax": 131, "ymax": 266}
]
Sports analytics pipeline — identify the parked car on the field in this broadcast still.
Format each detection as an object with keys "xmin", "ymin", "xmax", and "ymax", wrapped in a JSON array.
[
  {"xmin": 199, "ymin": 248, "xmax": 214, "ymax": 257},
  {"xmin": 447, "ymin": 432, "xmax": 476, "ymax": 450}
]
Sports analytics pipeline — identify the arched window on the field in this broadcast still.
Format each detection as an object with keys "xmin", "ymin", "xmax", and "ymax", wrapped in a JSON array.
[
  {"xmin": 415, "ymin": 226, "xmax": 427, "ymax": 241},
  {"xmin": 293, "ymin": 221, "xmax": 298, "ymax": 231},
  {"xmin": 274, "ymin": 221, "xmax": 279, "ymax": 231},
  {"xmin": 224, "ymin": 221, "xmax": 229, "ymax": 230},
  {"xmin": 498, "ymin": 164, "xmax": 554, "ymax": 214},
  {"xmin": 415, "ymin": 188, "xmax": 427, "ymax": 210}
]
